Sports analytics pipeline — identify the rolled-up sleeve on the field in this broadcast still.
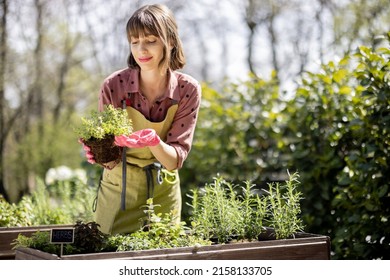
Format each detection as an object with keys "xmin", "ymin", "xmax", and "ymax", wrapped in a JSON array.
[{"xmin": 167, "ymin": 78, "xmax": 201, "ymax": 169}]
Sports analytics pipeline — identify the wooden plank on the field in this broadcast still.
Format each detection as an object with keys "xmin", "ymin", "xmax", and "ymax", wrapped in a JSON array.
[
  {"xmin": 14, "ymin": 247, "xmax": 60, "ymax": 260},
  {"xmin": 13, "ymin": 230, "xmax": 331, "ymax": 260},
  {"xmin": 0, "ymin": 250, "xmax": 15, "ymax": 260},
  {"xmin": 58, "ymin": 236, "xmax": 330, "ymax": 260}
]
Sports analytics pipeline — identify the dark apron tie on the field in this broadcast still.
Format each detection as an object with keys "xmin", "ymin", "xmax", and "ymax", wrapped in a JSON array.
[
  {"xmin": 119, "ymin": 98, "xmax": 164, "ymax": 210},
  {"xmin": 121, "ymin": 99, "xmax": 128, "ymax": 211},
  {"xmin": 120, "ymin": 158, "xmax": 163, "ymax": 211},
  {"xmin": 143, "ymin": 162, "xmax": 163, "ymax": 199}
]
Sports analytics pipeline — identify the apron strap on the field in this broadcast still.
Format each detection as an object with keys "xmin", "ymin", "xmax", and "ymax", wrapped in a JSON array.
[
  {"xmin": 92, "ymin": 171, "xmax": 104, "ymax": 213},
  {"xmin": 120, "ymin": 146, "xmax": 127, "ymax": 211},
  {"xmin": 121, "ymin": 98, "xmax": 128, "ymax": 211},
  {"xmin": 121, "ymin": 159, "xmax": 163, "ymax": 211},
  {"xmin": 143, "ymin": 162, "xmax": 163, "ymax": 199}
]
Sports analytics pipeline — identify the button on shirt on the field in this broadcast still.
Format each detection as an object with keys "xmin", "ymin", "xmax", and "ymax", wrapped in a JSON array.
[{"xmin": 98, "ymin": 68, "xmax": 201, "ymax": 169}]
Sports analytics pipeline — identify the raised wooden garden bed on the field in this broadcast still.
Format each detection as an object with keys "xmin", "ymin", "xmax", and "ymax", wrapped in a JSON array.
[
  {"xmin": 14, "ymin": 230, "xmax": 331, "ymax": 260},
  {"xmin": 0, "ymin": 225, "xmax": 72, "ymax": 260}
]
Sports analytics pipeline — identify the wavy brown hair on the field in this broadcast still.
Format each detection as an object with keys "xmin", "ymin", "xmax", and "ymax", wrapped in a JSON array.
[{"xmin": 126, "ymin": 4, "xmax": 185, "ymax": 73}]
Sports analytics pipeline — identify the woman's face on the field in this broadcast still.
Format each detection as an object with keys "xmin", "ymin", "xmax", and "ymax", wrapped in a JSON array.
[{"xmin": 130, "ymin": 34, "xmax": 165, "ymax": 72}]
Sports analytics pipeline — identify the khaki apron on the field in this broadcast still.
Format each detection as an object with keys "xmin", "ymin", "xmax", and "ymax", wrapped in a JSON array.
[{"xmin": 94, "ymin": 102, "xmax": 181, "ymax": 235}]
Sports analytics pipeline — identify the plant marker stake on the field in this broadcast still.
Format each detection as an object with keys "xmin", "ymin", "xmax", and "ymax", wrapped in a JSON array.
[{"xmin": 50, "ymin": 228, "xmax": 74, "ymax": 258}]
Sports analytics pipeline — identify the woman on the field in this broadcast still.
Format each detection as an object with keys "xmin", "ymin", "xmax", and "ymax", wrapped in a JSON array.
[{"xmin": 82, "ymin": 4, "xmax": 201, "ymax": 235}]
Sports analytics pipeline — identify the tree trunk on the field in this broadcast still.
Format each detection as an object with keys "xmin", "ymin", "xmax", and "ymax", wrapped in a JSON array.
[
  {"xmin": 245, "ymin": 0, "xmax": 258, "ymax": 76},
  {"xmin": 34, "ymin": 0, "xmax": 44, "ymax": 135},
  {"xmin": 0, "ymin": 0, "xmax": 10, "ymax": 201},
  {"xmin": 267, "ymin": 12, "xmax": 279, "ymax": 83}
]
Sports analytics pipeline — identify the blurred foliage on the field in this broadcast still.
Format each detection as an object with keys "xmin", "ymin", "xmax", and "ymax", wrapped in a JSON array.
[
  {"xmin": 181, "ymin": 71, "xmax": 287, "ymax": 185},
  {"xmin": 0, "ymin": 176, "xmax": 95, "ymax": 227},
  {"xmin": 180, "ymin": 32, "xmax": 390, "ymax": 259},
  {"xmin": 7, "ymin": 117, "xmax": 83, "ymax": 194}
]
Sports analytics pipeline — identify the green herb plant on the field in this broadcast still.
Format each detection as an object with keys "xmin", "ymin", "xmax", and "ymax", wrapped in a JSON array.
[
  {"xmin": 75, "ymin": 104, "xmax": 133, "ymax": 140},
  {"xmin": 12, "ymin": 221, "xmax": 107, "ymax": 255},
  {"xmin": 240, "ymin": 180, "xmax": 267, "ymax": 241},
  {"xmin": 11, "ymin": 173, "xmax": 305, "ymax": 255},
  {"xmin": 188, "ymin": 171, "xmax": 303, "ymax": 244},
  {"xmin": 12, "ymin": 231, "xmax": 61, "ymax": 255},
  {"xmin": 188, "ymin": 177, "xmax": 268, "ymax": 244},
  {"xmin": 0, "ymin": 195, "xmax": 28, "ymax": 227},
  {"xmin": 106, "ymin": 198, "xmax": 211, "ymax": 252},
  {"xmin": 188, "ymin": 177, "xmax": 242, "ymax": 243},
  {"xmin": 265, "ymin": 171, "xmax": 304, "ymax": 239}
]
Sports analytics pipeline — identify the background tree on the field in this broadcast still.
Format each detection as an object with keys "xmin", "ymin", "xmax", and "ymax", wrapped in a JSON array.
[{"xmin": 0, "ymin": 0, "xmax": 9, "ymax": 201}]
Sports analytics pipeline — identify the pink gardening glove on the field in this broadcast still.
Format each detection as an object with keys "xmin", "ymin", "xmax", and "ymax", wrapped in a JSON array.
[
  {"xmin": 78, "ymin": 138, "xmax": 96, "ymax": 164},
  {"xmin": 114, "ymin": 129, "xmax": 160, "ymax": 148}
]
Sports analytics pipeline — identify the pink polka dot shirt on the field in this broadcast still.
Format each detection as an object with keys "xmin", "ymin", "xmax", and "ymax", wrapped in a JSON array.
[{"xmin": 98, "ymin": 68, "xmax": 201, "ymax": 169}]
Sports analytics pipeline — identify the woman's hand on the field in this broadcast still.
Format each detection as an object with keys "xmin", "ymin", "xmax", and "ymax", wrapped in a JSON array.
[
  {"xmin": 78, "ymin": 138, "xmax": 96, "ymax": 164},
  {"xmin": 114, "ymin": 129, "xmax": 160, "ymax": 148},
  {"xmin": 78, "ymin": 138, "xmax": 119, "ymax": 169}
]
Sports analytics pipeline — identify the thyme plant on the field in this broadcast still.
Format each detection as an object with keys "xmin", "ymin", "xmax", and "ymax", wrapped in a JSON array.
[{"xmin": 75, "ymin": 104, "xmax": 133, "ymax": 140}]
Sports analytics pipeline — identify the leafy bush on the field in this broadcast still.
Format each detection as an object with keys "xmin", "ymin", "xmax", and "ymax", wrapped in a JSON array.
[
  {"xmin": 278, "ymin": 33, "xmax": 390, "ymax": 259},
  {"xmin": 331, "ymin": 41, "xmax": 390, "ymax": 259},
  {"xmin": 181, "ymin": 73, "xmax": 284, "ymax": 187},
  {"xmin": 0, "ymin": 176, "xmax": 95, "ymax": 227},
  {"xmin": 0, "ymin": 196, "xmax": 28, "ymax": 227}
]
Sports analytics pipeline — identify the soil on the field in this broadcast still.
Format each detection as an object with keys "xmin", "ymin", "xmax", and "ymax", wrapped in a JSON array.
[{"xmin": 85, "ymin": 135, "xmax": 122, "ymax": 164}]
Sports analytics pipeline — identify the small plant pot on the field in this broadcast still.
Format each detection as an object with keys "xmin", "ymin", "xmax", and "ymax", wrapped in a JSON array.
[{"xmin": 84, "ymin": 135, "xmax": 122, "ymax": 164}]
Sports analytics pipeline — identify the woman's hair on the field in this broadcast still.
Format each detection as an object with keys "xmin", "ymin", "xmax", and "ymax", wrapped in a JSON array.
[{"xmin": 126, "ymin": 4, "xmax": 185, "ymax": 72}]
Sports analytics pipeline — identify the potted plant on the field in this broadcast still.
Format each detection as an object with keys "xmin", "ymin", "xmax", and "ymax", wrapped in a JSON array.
[
  {"xmin": 12, "ymin": 172, "xmax": 331, "ymax": 260},
  {"xmin": 75, "ymin": 104, "xmax": 133, "ymax": 164}
]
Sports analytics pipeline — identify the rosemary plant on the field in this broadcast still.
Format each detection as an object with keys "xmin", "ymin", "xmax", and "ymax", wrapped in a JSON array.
[
  {"xmin": 266, "ymin": 171, "xmax": 304, "ymax": 239},
  {"xmin": 188, "ymin": 176, "xmax": 268, "ymax": 243},
  {"xmin": 188, "ymin": 171, "xmax": 304, "ymax": 243},
  {"xmin": 240, "ymin": 180, "xmax": 267, "ymax": 241},
  {"xmin": 188, "ymin": 177, "xmax": 244, "ymax": 243}
]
